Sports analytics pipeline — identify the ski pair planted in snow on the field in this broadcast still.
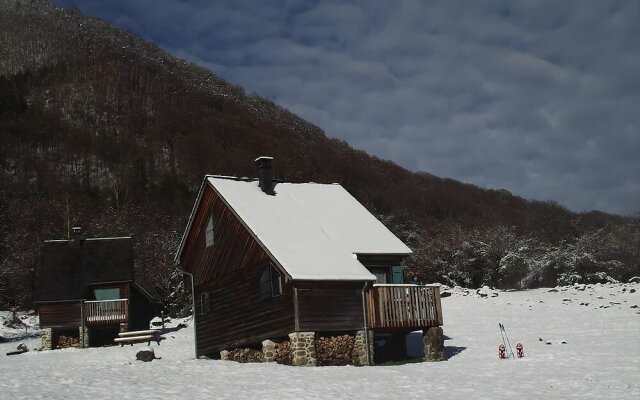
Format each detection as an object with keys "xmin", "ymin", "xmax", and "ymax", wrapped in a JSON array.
[{"xmin": 498, "ymin": 323, "xmax": 524, "ymax": 359}]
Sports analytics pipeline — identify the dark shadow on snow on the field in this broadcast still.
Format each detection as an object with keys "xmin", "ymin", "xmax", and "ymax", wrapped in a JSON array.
[
  {"xmin": 158, "ymin": 324, "xmax": 188, "ymax": 334},
  {"xmin": 445, "ymin": 346, "xmax": 467, "ymax": 359}
]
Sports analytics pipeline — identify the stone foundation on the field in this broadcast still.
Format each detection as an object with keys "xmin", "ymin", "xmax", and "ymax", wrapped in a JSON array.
[
  {"xmin": 79, "ymin": 326, "xmax": 90, "ymax": 348},
  {"xmin": 354, "ymin": 330, "xmax": 375, "ymax": 366},
  {"xmin": 41, "ymin": 328, "xmax": 52, "ymax": 350},
  {"xmin": 262, "ymin": 339, "xmax": 277, "ymax": 362},
  {"xmin": 288, "ymin": 332, "xmax": 316, "ymax": 366},
  {"xmin": 423, "ymin": 326, "xmax": 445, "ymax": 361}
]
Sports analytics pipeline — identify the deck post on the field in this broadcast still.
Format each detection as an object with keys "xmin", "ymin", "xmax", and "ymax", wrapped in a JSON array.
[
  {"xmin": 80, "ymin": 300, "xmax": 86, "ymax": 348},
  {"xmin": 355, "ymin": 330, "xmax": 375, "ymax": 366},
  {"xmin": 262, "ymin": 339, "xmax": 277, "ymax": 362},
  {"xmin": 79, "ymin": 325, "xmax": 90, "ymax": 348},
  {"xmin": 423, "ymin": 326, "xmax": 445, "ymax": 361}
]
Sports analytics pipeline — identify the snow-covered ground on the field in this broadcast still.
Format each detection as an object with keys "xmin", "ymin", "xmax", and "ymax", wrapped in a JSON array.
[
  {"xmin": 1, "ymin": 283, "xmax": 638, "ymax": 399},
  {"xmin": 0, "ymin": 310, "xmax": 39, "ymax": 341}
]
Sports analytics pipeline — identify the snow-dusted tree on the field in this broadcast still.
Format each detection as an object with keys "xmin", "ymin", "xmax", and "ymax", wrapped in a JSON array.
[{"xmin": 498, "ymin": 241, "xmax": 534, "ymax": 289}]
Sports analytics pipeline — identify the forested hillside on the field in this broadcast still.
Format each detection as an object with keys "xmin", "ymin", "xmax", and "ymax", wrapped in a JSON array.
[{"xmin": 1, "ymin": 0, "xmax": 637, "ymax": 311}]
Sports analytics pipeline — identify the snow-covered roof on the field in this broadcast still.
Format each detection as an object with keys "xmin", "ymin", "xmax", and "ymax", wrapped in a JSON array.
[{"xmin": 207, "ymin": 177, "xmax": 412, "ymax": 281}]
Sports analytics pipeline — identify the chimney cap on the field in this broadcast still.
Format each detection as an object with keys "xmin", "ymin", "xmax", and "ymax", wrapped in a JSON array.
[{"xmin": 253, "ymin": 156, "xmax": 273, "ymax": 167}]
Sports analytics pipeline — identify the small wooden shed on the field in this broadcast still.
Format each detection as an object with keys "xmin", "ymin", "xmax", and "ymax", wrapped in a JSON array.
[
  {"xmin": 175, "ymin": 157, "xmax": 444, "ymax": 365},
  {"xmin": 34, "ymin": 233, "xmax": 161, "ymax": 349}
]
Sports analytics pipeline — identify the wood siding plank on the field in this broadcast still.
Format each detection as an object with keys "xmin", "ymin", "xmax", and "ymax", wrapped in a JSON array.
[
  {"xmin": 194, "ymin": 265, "xmax": 294, "ymax": 356},
  {"xmin": 38, "ymin": 302, "xmax": 82, "ymax": 328}
]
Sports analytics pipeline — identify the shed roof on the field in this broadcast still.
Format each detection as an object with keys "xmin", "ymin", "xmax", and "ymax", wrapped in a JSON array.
[
  {"xmin": 34, "ymin": 237, "xmax": 135, "ymax": 302},
  {"xmin": 204, "ymin": 177, "xmax": 412, "ymax": 281}
]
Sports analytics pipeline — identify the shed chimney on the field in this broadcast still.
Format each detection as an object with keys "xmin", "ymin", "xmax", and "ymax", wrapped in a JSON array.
[
  {"xmin": 255, "ymin": 156, "xmax": 275, "ymax": 195},
  {"xmin": 70, "ymin": 226, "xmax": 82, "ymax": 248}
]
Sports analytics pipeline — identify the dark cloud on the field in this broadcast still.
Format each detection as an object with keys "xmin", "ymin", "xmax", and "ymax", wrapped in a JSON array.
[{"xmin": 53, "ymin": 0, "xmax": 640, "ymax": 215}]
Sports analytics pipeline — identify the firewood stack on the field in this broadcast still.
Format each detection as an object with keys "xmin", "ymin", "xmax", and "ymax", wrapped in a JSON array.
[
  {"xmin": 315, "ymin": 334, "xmax": 357, "ymax": 366},
  {"xmin": 57, "ymin": 335, "xmax": 80, "ymax": 349},
  {"xmin": 227, "ymin": 348, "xmax": 265, "ymax": 363},
  {"xmin": 275, "ymin": 341, "xmax": 291, "ymax": 365}
]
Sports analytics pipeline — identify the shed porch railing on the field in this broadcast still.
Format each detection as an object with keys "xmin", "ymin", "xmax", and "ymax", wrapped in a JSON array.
[
  {"xmin": 366, "ymin": 284, "xmax": 442, "ymax": 331},
  {"xmin": 84, "ymin": 299, "xmax": 129, "ymax": 325}
]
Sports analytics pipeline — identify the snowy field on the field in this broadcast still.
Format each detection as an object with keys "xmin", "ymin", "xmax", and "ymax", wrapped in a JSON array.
[{"xmin": 1, "ymin": 283, "xmax": 639, "ymax": 399}]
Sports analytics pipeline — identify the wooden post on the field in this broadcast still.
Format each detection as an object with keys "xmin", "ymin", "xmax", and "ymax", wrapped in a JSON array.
[
  {"xmin": 80, "ymin": 300, "xmax": 86, "ymax": 348},
  {"xmin": 433, "ymin": 287, "xmax": 443, "ymax": 326},
  {"xmin": 293, "ymin": 286, "xmax": 300, "ymax": 332}
]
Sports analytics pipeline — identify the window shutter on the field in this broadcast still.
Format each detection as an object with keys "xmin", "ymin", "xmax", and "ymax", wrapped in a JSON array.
[
  {"xmin": 391, "ymin": 266, "xmax": 404, "ymax": 284},
  {"xmin": 270, "ymin": 265, "xmax": 282, "ymax": 296},
  {"xmin": 259, "ymin": 267, "xmax": 271, "ymax": 298}
]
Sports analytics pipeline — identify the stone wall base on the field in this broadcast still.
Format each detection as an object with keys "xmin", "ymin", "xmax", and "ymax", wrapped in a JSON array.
[
  {"xmin": 423, "ymin": 326, "xmax": 445, "ymax": 361},
  {"xmin": 289, "ymin": 332, "xmax": 316, "ymax": 366},
  {"xmin": 41, "ymin": 328, "xmax": 52, "ymax": 351},
  {"xmin": 262, "ymin": 339, "xmax": 277, "ymax": 362},
  {"xmin": 354, "ymin": 330, "xmax": 374, "ymax": 366}
]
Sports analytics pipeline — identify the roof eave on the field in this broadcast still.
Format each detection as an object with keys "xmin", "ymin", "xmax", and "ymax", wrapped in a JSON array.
[
  {"xmin": 291, "ymin": 276, "xmax": 377, "ymax": 282},
  {"xmin": 173, "ymin": 177, "xmax": 211, "ymax": 266}
]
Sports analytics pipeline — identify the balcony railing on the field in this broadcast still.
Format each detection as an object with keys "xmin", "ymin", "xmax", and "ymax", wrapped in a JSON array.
[
  {"xmin": 366, "ymin": 284, "xmax": 442, "ymax": 331},
  {"xmin": 84, "ymin": 299, "xmax": 128, "ymax": 325}
]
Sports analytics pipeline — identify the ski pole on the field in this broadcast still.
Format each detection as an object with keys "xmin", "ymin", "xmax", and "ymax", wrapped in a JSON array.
[
  {"xmin": 498, "ymin": 323, "xmax": 509, "ymax": 358},
  {"xmin": 500, "ymin": 323, "xmax": 515, "ymax": 358}
]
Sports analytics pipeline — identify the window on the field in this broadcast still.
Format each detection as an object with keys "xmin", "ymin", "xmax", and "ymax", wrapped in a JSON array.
[
  {"xmin": 270, "ymin": 265, "xmax": 282, "ymax": 296},
  {"xmin": 369, "ymin": 267, "xmax": 389, "ymax": 284},
  {"xmin": 201, "ymin": 292, "xmax": 210, "ymax": 315},
  {"xmin": 205, "ymin": 215, "xmax": 215, "ymax": 247},
  {"xmin": 94, "ymin": 288, "xmax": 121, "ymax": 301},
  {"xmin": 259, "ymin": 264, "xmax": 282, "ymax": 298}
]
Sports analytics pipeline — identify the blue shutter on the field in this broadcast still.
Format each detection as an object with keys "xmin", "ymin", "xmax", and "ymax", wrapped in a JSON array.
[{"xmin": 391, "ymin": 266, "xmax": 404, "ymax": 284}]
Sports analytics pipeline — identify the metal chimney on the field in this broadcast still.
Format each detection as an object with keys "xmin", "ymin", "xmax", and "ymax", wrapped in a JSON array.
[
  {"xmin": 255, "ymin": 156, "xmax": 275, "ymax": 195},
  {"xmin": 70, "ymin": 226, "xmax": 82, "ymax": 248}
]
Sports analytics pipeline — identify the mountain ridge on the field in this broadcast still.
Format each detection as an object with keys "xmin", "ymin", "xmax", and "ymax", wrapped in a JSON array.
[{"xmin": 0, "ymin": 0, "xmax": 636, "ymax": 309}]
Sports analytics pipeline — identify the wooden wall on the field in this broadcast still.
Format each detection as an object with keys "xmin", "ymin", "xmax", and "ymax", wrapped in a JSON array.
[
  {"xmin": 295, "ymin": 282, "xmax": 365, "ymax": 332},
  {"xmin": 195, "ymin": 265, "xmax": 294, "ymax": 357},
  {"xmin": 38, "ymin": 302, "xmax": 82, "ymax": 328}
]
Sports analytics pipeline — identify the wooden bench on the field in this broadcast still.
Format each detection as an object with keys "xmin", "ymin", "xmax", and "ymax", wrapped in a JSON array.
[{"xmin": 114, "ymin": 330, "xmax": 164, "ymax": 346}]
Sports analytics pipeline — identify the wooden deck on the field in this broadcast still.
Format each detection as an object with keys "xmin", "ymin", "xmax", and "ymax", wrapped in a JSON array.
[
  {"xmin": 84, "ymin": 299, "xmax": 128, "ymax": 325},
  {"xmin": 366, "ymin": 284, "xmax": 443, "ymax": 332}
]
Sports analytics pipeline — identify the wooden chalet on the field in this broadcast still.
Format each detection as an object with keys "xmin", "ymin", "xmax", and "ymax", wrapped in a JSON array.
[
  {"xmin": 175, "ymin": 157, "xmax": 444, "ymax": 365},
  {"xmin": 34, "ymin": 231, "xmax": 161, "ymax": 349}
]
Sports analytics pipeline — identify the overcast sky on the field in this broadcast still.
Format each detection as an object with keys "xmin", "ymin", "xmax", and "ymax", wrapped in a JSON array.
[{"xmin": 53, "ymin": 0, "xmax": 640, "ymax": 215}]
